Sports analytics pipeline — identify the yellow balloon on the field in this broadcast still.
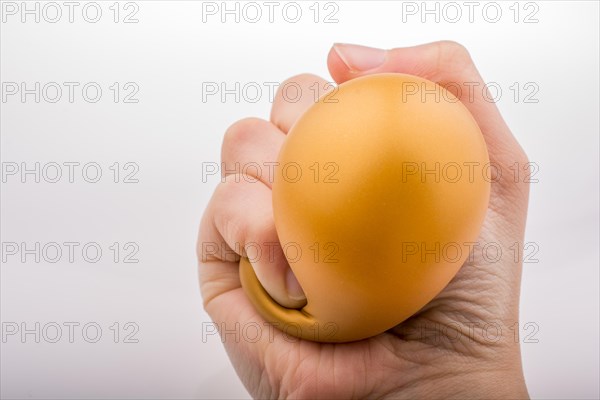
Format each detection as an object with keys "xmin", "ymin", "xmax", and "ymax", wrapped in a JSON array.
[{"xmin": 240, "ymin": 73, "xmax": 490, "ymax": 342}]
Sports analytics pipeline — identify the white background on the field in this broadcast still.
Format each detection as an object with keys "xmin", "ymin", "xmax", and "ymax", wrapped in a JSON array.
[{"xmin": 1, "ymin": 1, "xmax": 598, "ymax": 399}]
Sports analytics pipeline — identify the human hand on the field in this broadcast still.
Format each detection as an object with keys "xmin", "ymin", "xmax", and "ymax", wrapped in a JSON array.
[{"xmin": 198, "ymin": 41, "xmax": 530, "ymax": 399}]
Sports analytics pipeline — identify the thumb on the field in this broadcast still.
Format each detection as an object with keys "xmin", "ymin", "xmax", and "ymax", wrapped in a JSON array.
[
  {"xmin": 328, "ymin": 42, "xmax": 509, "ymax": 145},
  {"xmin": 327, "ymin": 41, "xmax": 530, "ymax": 220}
]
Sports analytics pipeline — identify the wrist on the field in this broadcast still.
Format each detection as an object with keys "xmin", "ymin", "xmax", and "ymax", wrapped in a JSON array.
[
  {"xmin": 383, "ymin": 373, "xmax": 529, "ymax": 400},
  {"xmin": 383, "ymin": 358, "xmax": 529, "ymax": 400}
]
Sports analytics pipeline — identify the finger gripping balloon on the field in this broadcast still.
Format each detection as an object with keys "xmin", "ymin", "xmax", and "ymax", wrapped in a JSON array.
[{"xmin": 240, "ymin": 73, "xmax": 490, "ymax": 343}]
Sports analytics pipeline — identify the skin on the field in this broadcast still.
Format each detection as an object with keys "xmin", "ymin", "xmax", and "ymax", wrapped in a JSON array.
[{"xmin": 197, "ymin": 41, "xmax": 531, "ymax": 399}]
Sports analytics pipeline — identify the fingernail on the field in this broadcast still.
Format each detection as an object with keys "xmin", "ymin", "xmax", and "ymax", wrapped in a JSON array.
[
  {"xmin": 333, "ymin": 43, "xmax": 386, "ymax": 72},
  {"xmin": 285, "ymin": 268, "xmax": 306, "ymax": 302}
]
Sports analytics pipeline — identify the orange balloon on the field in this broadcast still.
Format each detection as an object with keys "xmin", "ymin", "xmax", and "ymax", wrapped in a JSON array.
[{"xmin": 240, "ymin": 73, "xmax": 490, "ymax": 342}]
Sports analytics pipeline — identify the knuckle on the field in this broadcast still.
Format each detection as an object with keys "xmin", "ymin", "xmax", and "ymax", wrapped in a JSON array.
[
  {"xmin": 437, "ymin": 40, "xmax": 474, "ymax": 69},
  {"xmin": 212, "ymin": 180, "xmax": 246, "ymax": 243},
  {"xmin": 214, "ymin": 183, "xmax": 274, "ymax": 255},
  {"xmin": 279, "ymin": 73, "xmax": 326, "ymax": 91},
  {"xmin": 222, "ymin": 117, "xmax": 264, "ymax": 151},
  {"xmin": 275, "ymin": 73, "xmax": 327, "ymax": 102},
  {"xmin": 252, "ymin": 216, "xmax": 276, "ymax": 242},
  {"xmin": 440, "ymin": 40, "xmax": 472, "ymax": 58}
]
